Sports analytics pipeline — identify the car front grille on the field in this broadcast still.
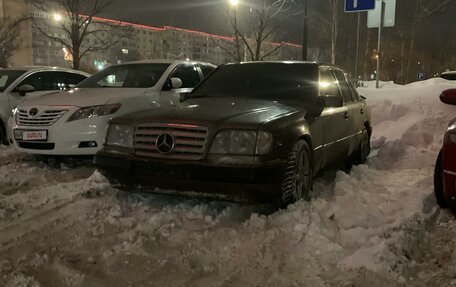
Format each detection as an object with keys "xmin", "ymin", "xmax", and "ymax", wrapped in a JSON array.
[
  {"xmin": 16, "ymin": 109, "xmax": 68, "ymax": 126},
  {"xmin": 134, "ymin": 123, "xmax": 209, "ymax": 160}
]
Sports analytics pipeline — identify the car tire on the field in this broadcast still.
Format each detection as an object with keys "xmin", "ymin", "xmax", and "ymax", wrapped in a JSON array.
[
  {"xmin": 355, "ymin": 128, "xmax": 370, "ymax": 165},
  {"xmin": 281, "ymin": 140, "xmax": 313, "ymax": 206},
  {"xmin": 0, "ymin": 124, "xmax": 8, "ymax": 146},
  {"xmin": 434, "ymin": 150, "xmax": 448, "ymax": 208}
]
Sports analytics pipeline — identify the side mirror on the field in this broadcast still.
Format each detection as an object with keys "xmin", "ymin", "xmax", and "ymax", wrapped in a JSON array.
[
  {"xmin": 170, "ymin": 77, "xmax": 183, "ymax": 89},
  {"xmin": 318, "ymin": 95, "xmax": 344, "ymax": 108},
  {"xmin": 440, "ymin": 89, "xmax": 456, "ymax": 105},
  {"xmin": 17, "ymin": 84, "xmax": 35, "ymax": 96}
]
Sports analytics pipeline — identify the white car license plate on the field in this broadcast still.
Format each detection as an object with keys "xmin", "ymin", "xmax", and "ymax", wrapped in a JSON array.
[{"xmin": 22, "ymin": 130, "xmax": 47, "ymax": 141}]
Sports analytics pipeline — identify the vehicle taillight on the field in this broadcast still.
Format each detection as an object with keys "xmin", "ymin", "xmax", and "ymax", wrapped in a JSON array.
[{"xmin": 449, "ymin": 121, "xmax": 456, "ymax": 144}]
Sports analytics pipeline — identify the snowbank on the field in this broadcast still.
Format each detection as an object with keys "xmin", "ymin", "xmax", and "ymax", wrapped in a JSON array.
[{"xmin": 1, "ymin": 78, "xmax": 456, "ymax": 286}]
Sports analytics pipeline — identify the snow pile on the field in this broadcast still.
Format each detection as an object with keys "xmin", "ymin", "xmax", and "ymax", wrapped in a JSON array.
[{"xmin": 1, "ymin": 78, "xmax": 456, "ymax": 286}]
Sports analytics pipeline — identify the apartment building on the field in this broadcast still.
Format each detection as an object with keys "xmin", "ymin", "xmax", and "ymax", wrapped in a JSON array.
[{"xmin": 4, "ymin": 0, "xmax": 306, "ymax": 71}]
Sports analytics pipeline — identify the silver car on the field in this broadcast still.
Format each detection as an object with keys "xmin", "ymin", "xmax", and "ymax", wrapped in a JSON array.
[{"xmin": 0, "ymin": 67, "xmax": 90, "ymax": 145}]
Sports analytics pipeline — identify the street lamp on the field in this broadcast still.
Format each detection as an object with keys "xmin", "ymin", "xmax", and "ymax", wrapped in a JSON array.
[
  {"xmin": 229, "ymin": 0, "xmax": 239, "ymax": 6},
  {"xmin": 53, "ymin": 13, "xmax": 62, "ymax": 22}
]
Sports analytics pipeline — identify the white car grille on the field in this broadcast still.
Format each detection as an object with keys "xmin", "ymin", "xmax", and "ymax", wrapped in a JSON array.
[
  {"xmin": 134, "ymin": 123, "xmax": 209, "ymax": 160},
  {"xmin": 16, "ymin": 109, "xmax": 68, "ymax": 126}
]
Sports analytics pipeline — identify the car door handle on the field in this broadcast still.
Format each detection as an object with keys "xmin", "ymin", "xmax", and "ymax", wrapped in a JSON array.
[{"xmin": 344, "ymin": 111, "xmax": 350, "ymax": 119}]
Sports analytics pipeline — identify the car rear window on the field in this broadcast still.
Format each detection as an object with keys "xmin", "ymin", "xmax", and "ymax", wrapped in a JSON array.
[
  {"xmin": 77, "ymin": 63, "xmax": 170, "ymax": 88},
  {"xmin": 0, "ymin": 70, "xmax": 26, "ymax": 93},
  {"xmin": 193, "ymin": 63, "xmax": 318, "ymax": 102}
]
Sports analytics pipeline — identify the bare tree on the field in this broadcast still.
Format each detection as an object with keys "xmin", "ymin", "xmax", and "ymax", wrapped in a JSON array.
[
  {"xmin": 223, "ymin": 0, "xmax": 299, "ymax": 62},
  {"xmin": 0, "ymin": 16, "xmax": 29, "ymax": 67},
  {"xmin": 395, "ymin": 0, "xmax": 450, "ymax": 83},
  {"xmin": 30, "ymin": 0, "xmax": 130, "ymax": 70},
  {"xmin": 312, "ymin": 0, "xmax": 341, "ymax": 65}
]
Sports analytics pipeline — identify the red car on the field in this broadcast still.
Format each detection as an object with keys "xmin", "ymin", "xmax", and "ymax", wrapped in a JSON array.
[{"xmin": 435, "ymin": 88, "xmax": 456, "ymax": 210}]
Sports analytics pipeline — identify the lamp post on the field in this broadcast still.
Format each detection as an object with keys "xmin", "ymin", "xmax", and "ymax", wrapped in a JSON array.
[
  {"xmin": 229, "ymin": 0, "xmax": 242, "ymax": 62},
  {"xmin": 302, "ymin": 0, "xmax": 308, "ymax": 61}
]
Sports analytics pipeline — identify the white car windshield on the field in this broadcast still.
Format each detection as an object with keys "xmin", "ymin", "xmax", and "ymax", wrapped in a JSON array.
[
  {"xmin": 77, "ymin": 63, "xmax": 170, "ymax": 88},
  {"xmin": 0, "ymin": 70, "xmax": 27, "ymax": 93}
]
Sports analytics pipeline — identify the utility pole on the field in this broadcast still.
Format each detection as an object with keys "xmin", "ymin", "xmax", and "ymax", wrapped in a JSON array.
[
  {"xmin": 375, "ymin": 0, "xmax": 385, "ymax": 89},
  {"xmin": 302, "ymin": 0, "xmax": 308, "ymax": 61},
  {"xmin": 354, "ymin": 12, "xmax": 360, "ymax": 85}
]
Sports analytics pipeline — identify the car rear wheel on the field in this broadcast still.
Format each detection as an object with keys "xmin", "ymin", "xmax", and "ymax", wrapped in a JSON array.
[
  {"xmin": 281, "ymin": 140, "xmax": 313, "ymax": 206},
  {"xmin": 434, "ymin": 150, "xmax": 448, "ymax": 208},
  {"xmin": 355, "ymin": 128, "xmax": 370, "ymax": 164}
]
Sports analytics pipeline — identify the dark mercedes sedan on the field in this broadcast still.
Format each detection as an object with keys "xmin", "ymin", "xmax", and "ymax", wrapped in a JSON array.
[{"xmin": 95, "ymin": 62, "xmax": 372, "ymax": 205}]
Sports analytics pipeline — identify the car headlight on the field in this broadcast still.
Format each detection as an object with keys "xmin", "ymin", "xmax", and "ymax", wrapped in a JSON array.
[
  {"xmin": 256, "ymin": 131, "xmax": 273, "ymax": 155},
  {"xmin": 105, "ymin": 124, "xmax": 134, "ymax": 148},
  {"xmin": 210, "ymin": 130, "xmax": 273, "ymax": 155},
  {"xmin": 67, "ymin": 103, "xmax": 121, "ymax": 122}
]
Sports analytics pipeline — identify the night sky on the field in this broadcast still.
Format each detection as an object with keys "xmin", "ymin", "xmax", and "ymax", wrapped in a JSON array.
[
  {"xmin": 104, "ymin": 0, "xmax": 232, "ymax": 34},
  {"xmin": 102, "ymin": 0, "xmax": 303, "ymax": 43}
]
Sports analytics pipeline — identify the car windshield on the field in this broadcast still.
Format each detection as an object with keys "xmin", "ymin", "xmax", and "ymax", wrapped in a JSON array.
[
  {"xmin": 0, "ymin": 70, "xmax": 27, "ymax": 93},
  {"xmin": 192, "ymin": 63, "xmax": 317, "ymax": 102},
  {"xmin": 77, "ymin": 63, "xmax": 170, "ymax": 88}
]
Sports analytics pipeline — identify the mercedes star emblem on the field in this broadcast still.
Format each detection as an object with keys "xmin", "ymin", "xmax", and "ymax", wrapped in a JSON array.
[
  {"xmin": 156, "ymin": 133, "xmax": 175, "ymax": 154},
  {"xmin": 28, "ymin": 108, "xmax": 39, "ymax": 117}
]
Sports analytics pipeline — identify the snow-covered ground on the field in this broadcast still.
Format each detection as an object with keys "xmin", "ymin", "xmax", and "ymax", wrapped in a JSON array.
[{"xmin": 1, "ymin": 79, "xmax": 456, "ymax": 287}]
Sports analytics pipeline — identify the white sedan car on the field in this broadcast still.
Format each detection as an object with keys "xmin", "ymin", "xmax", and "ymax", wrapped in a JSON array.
[
  {"xmin": 10, "ymin": 60, "xmax": 216, "ymax": 155},
  {"xmin": 0, "ymin": 67, "xmax": 89, "ymax": 145}
]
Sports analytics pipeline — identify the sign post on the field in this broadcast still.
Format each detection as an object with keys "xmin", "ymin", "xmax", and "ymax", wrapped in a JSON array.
[
  {"xmin": 368, "ymin": 0, "xmax": 396, "ymax": 88},
  {"xmin": 345, "ymin": 0, "xmax": 376, "ymax": 86}
]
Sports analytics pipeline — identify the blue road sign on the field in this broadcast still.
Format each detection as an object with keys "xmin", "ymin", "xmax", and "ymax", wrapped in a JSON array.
[{"xmin": 345, "ymin": 0, "xmax": 376, "ymax": 12}]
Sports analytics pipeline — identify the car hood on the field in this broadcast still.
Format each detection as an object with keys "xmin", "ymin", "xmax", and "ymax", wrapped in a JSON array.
[
  {"xmin": 18, "ymin": 88, "xmax": 147, "ymax": 107},
  {"xmin": 116, "ymin": 97, "xmax": 304, "ymax": 128}
]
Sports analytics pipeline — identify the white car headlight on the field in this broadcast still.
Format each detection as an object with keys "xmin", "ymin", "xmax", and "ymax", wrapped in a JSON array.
[
  {"xmin": 210, "ymin": 130, "xmax": 273, "ymax": 155},
  {"xmin": 105, "ymin": 124, "xmax": 134, "ymax": 148},
  {"xmin": 67, "ymin": 103, "xmax": 121, "ymax": 122}
]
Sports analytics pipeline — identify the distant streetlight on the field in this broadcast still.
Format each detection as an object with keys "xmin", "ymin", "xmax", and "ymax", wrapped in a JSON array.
[
  {"xmin": 53, "ymin": 13, "xmax": 62, "ymax": 22},
  {"xmin": 229, "ymin": 0, "xmax": 239, "ymax": 6}
]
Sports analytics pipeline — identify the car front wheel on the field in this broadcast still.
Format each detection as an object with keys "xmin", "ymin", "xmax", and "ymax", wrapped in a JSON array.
[
  {"xmin": 0, "ymin": 125, "xmax": 8, "ymax": 146},
  {"xmin": 434, "ymin": 150, "xmax": 448, "ymax": 208},
  {"xmin": 281, "ymin": 140, "xmax": 313, "ymax": 206}
]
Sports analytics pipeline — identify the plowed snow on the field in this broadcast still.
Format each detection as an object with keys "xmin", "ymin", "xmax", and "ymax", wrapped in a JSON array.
[{"xmin": 1, "ymin": 78, "xmax": 456, "ymax": 287}]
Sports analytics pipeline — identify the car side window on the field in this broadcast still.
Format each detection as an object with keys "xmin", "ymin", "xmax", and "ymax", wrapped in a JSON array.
[
  {"xmin": 200, "ymin": 64, "xmax": 215, "ymax": 78},
  {"xmin": 346, "ymin": 75, "xmax": 360, "ymax": 102},
  {"xmin": 170, "ymin": 64, "xmax": 201, "ymax": 88},
  {"xmin": 15, "ymin": 71, "xmax": 59, "ymax": 92},
  {"xmin": 57, "ymin": 72, "xmax": 87, "ymax": 90},
  {"xmin": 319, "ymin": 68, "xmax": 340, "ymax": 97},
  {"xmin": 333, "ymin": 70, "xmax": 353, "ymax": 104}
]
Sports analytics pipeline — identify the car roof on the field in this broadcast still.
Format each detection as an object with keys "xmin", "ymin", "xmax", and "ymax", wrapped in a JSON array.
[
  {"xmin": 225, "ymin": 61, "xmax": 342, "ymax": 70},
  {"xmin": 442, "ymin": 70, "xmax": 456, "ymax": 75},
  {"xmin": 0, "ymin": 66, "xmax": 90, "ymax": 76},
  {"xmin": 124, "ymin": 59, "xmax": 216, "ymax": 66}
]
